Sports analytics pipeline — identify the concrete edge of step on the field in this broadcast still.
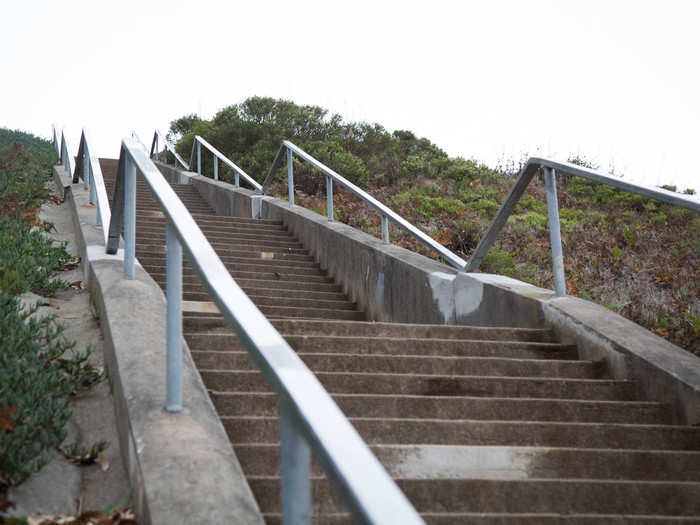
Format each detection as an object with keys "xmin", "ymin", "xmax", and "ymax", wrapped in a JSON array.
[{"xmin": 54, "ymin": 165, "xmax": 265, "ymax": 525}]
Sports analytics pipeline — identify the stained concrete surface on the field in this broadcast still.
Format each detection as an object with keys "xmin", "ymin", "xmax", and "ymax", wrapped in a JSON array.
[{"xmin": 7, "ymin": 184, "xmax": 130, "ymax": 517}]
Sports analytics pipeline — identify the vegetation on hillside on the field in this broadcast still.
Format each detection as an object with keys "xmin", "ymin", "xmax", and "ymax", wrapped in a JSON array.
[
  {"xmin": 0, "ymin": 133, "xmax": 104, "ymax": 488},
  {"xmin": 169, "ymin": 97, "xmax": 700, "ymax": 354}
]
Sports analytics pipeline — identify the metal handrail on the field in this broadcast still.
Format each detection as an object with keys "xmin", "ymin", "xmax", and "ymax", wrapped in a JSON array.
[
  {"xmin": 262, "ymin": 140, "xmax": 468, "ymax": 271},
  {"xmin": 106, "ymin": 138, "xmax": 424, "ymax": 525},
  {"xmin": 189, "ymin": 135, "xmax": 262, "ymax": 191},
  {"xmin": 467, "ymin": 157, "xmax": 700, "ymax": 296},
  {"xmin": 58, "ymin": 129, "xmax": 74, "ymax": 175},
  {"xmin": 149, "ymin": 130, "xmax": 190, "ymax": 170},
  {"xmin": 71, "ymin": 128, "xmax": 111, "ymax": 244}
]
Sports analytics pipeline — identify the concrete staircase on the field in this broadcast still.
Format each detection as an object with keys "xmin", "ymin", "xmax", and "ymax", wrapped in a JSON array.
[{"xmin": 101, "ymin": 159, "xmax": 700, "ymax": 524}]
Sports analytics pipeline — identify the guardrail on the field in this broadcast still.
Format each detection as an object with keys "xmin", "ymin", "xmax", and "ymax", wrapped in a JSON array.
[
  {"xmin": 262, "ymin": 140, "xmax": 468, "ymax": 271},
  {"xmin": 54, "ymin": 127, "xmax": 74, "ymax": 175},
  {"xmin": 105, "ymin": 138, "xmax": 424, "ymax": 525},
  {"xmin": 72, "ymin": 129, "xmax": 111, "ymax": 244},
  {"xmin": 466, "ymin": 157, "xmax": 700, "ymax": 296},
  {"xmin": 188, "ymin": 135, "xmax": 262, "ymax": 191},
  {"xmin": 149, "ymin": 130, "xmax": 190, "ymax": 170},
  {"xmin": 51, "ymin": 127, "xmax": 112, "ymax": 245}
]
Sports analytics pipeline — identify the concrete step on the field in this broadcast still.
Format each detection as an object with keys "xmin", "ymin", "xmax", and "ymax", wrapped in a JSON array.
[
  {"xmin": 183, "ymin": 316, "xmax": 554, "ymax": 342},
  {"xmin": 192, "ymin": 351, "xmax": 599, "ymax": 379},
  {"xmin": 259, "ymin": 513, "xmax": 700, "ymax": 525},
  {"xmin": 210, "ymin": 391, "xmax": 670, "ymax": 424},
  {"xmin": 146, "ymin": 262, "xmax": 327, "ymax": 280},
  {"xmin": 247, "ymin": 476, "xmax": 700, "ymax": 515},
  {"xmin": 152, "ymin": 279, "xmax": 347, "ymax": 302},
  {"xmin": 247, "ymin": 306, "xmax": 364, "ymax": 321},
  {"xmin": 136, "ymin": 244, "xmax": 311, "ymax": 261},
  {"xmin": 187, "ymin": 333, "xmax": 577, "ymax": 359},
  {"xmin": 134, "ymin": 230, "xmax": 303, "ymax": 248},
  {"xmin": 139, "ymin": 256, "xmax": 324, "ymax": 275},
  {"xmin": 135, "ymin": 239, "xmax": 307, "ymax": 254},
  {"xmin": 200, "ymin": 370, "xmax": 638, "ymax": 400},
  {"xmin": 233, "ymin": 443, "xmax": 700, "ymax": 481},
  {"xmin": 223, "ymin": 416, "xmax": 700, "ymax": 450},
  {"xmin": 135, "ymin": 214, "xmax": 287, "ymax": 232},
  {"xmin": 135, "ymin": 223, "xmax": 294, "ymax": 239}
]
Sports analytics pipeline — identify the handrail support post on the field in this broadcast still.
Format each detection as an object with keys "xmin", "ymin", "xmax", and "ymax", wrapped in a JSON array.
[
  {"xmin": 280, "ymin": 399, "xmax": 311, "ymax": 525},
  {"xmin": 155, "ymin": 134, "xmax": 159, "ymax": 161},
  {"xmin": 213, "ymin": 155, "xmax": 218, "ymax": 181},
  {"xmin": 89, "ymin": 161, "xmax": 96, "ymax": 205},
  {"xmin": 83, "ymin": 146, "xmax": 89, "ymax": 190},
  {"xmin": 197, "ymin": 141, "xmax": 201, "ymax": 175},
  {"xmin": 165, "ymin": 221, "xmax": 183, "ymax": 412},
  {"xmin": 326, "ymin": 175, "xmax": 333, "ymax": 221},
  {"xmin": 287, "ymin": 148, "xmax": 294, "ymax": 206},
  {"xmin": 381, "ymin": 214, "xmax": 389, "ymax": 244},
  {"xmin": 544, "ymin": 167, "xmax": 566, "ymax": 297},
  {"xmin": 124, "ymin": 156, "xmax": 136, "ymax": 280}
]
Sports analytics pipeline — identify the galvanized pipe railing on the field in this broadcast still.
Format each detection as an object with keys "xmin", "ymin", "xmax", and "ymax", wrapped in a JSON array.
[
  {"xmin": 188, "ymin": 135, "xmax": 262, "ymax": 191},
  {"xmin": 149, "ymin": 130, "xmax": 190, "ymax": 170},
  {"xmin": 71, "ymin": 129, "xmax": 111, "ymax": 243},
  {"xmin": 262, "ymin": 140, "xmax": 468, "ymax": 271},
  {"xmin": 105, "ymin": 138, "xmax": 424, "ymax": 525},
  {"xmin": 467, "ymin": 157, "xmax": 700, "ymax": 296}
]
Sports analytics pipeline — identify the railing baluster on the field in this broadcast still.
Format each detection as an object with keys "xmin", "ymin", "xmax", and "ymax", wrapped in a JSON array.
[
  {"xmin": 326, "ymin": 175, "xmax": 333, "ymax": 221},
  {"xmin": 197, "ymin": 140, "xmax": 201, "ymax": 175},
  {"xmin": 287, "ymin": 147, "xmax": 294, "ymax": 206},
  {"xmin": 165, "ymin": 221, "xmax": 183, "ymax": 412},
  {"xmin": 213, "ymin": 155, "xmax": 218, "ymax": 181},
  {"xmin": 381, "ymin": 214, "xmax": 389, "ymax": 244},
  {"xmin": 544, "ymin": 167, "xmax": 566, "ymax": 297},
  {"xmin": 280, "ymin": 399, "xmax": 311, "ymax": 525},
  {"xmin": 124, "ymin": 156, "xmax": 136, "ymax": 280},
  {"xmin": 83, "ymin": 145, "xmax": 89, "ymax": 190},
  {"xmin": 235, "ymin": 172, "xmax": 239, "ymax": 188},
  {"xmin": 89, "ymin": 161, "xmax": 96, "ymax": 205}
]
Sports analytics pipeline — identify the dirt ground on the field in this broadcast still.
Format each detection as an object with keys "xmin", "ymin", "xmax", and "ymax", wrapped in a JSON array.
[{"xmin": 6, "ymin": 184, "xmax": 130, "ymax": 519}]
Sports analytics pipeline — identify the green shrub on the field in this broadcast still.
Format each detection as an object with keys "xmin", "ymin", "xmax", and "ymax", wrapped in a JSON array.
[
  {"xmin": 481, "ymin": 247, "xmax": 517, "ymax": 277},
  {"xmin": 0, "ymin": 218, "xmax": 71, "ymax": 296},
  {"xmin": 0, "ymin": 294, "xmax": 103, "ymax": 485},
  {"xmin": 509, "ymin": 211, "xmax": 548, "ymax": 230}
]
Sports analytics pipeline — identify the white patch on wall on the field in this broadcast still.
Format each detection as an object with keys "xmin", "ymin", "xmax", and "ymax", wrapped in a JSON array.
[
  {"xmin": 428, "ymin": 272, "xmax": 457, "ymax": 323},
  {"xmin": 454, "ymin": 273, "xmax": 484, "ymax": 318}
]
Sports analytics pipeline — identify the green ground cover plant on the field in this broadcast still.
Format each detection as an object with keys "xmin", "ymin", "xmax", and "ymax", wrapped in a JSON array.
[
  {"xmin": 0, "ymin": 135, "xmax": 105, "ymax": 488},
  {"xmin": 169, "ymin": 97, "xmax": 700, "ymax": 354}
]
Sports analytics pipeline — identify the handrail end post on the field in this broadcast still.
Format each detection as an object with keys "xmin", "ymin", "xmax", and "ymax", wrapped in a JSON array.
[
  {"xmin": 381, "ymin": 214, "xmax": 389, "ymax": 244},
  {"xmin": 124, "ymin": 156, "xmax": 136, "ymax": 280},
  {"xmin": 280, "ymin": 400, "xmax": 311, "ymax": 524},
  {"xmin": 326, "ymin": 175, "xmax": 333, "ymax": 221},
  {"xmin": 165, "ymin": 222, "xmax": 183, "ymax": 413},
  {"xmin": 544, "ymin": 167, "xmax": 566, "ymax": 297},
  {"xmin": 287, "ymin": 148, "xmax": 294, "ymax": 206}
]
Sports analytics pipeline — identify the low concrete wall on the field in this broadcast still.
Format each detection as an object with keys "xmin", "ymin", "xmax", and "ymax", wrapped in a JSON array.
[
  {"xmin": 54, "ymin": 165, "xmax": 264, "ymax": 525},
  {"xmin": 170, "ymin": 169, "xmax": 700, "ymax": 425}
]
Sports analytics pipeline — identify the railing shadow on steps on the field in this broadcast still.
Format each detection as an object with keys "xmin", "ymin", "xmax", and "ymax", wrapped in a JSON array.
[
  {"xmin": 104, "ymin": 137, "xmax": 424, "ymax": 525},
  {"xmin": 465, "ymin": 158, "xmax": 700, "ymax": 297}
]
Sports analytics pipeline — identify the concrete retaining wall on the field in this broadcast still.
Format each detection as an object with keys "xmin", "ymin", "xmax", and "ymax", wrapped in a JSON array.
[
  {"xmin": 54, "ymin": 165, "xmax": 264, "ymax": 525},
  {"xmin": 176, "ymin": 167, "xmax": 700, "ymax": 425}
]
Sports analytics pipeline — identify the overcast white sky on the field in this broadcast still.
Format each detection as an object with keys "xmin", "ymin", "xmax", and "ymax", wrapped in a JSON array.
[{"xmin": 1, "ymin": 0, "xmax": 698, "ymax": 192}]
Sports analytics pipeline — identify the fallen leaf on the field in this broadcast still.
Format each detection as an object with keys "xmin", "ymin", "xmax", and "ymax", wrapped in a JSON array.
[
  {"xmin": 0, "ymin": 405, "xmax": 17, "ymax": 432},
  {"xmin": 97, "ymin": 453, "xmax": 110, "ymax": 472}
]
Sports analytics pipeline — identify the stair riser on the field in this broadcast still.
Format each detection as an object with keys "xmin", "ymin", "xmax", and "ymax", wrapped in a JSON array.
[
  {"xmin": 192, "ymin": 351, "xmax": 597, "ymax": 379},
  {"xmin": 246, "ymin": 477, "xmax": 700, "ymax": 515},
  {"xmin": 210, "ymin": 392, "xmax": 669, "ymax": 424},
  {"xmin": 234, "ymin": 444, "xmax": 700, "ymax": 481},
  {"xmin": 187, "ymin": 334, "xmax": 576, "ymax": 359},
  {"xmin": 200, "ymin": 371, "xmax": 637, "ymax": 400}
]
